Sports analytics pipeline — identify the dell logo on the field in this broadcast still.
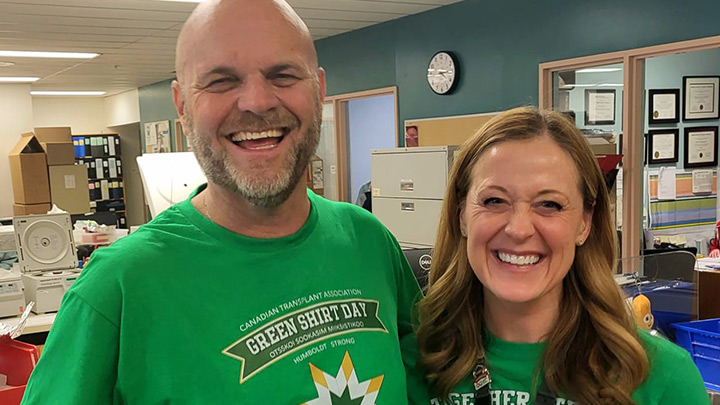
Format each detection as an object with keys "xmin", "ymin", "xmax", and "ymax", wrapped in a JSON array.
[{"xmin": 419, "ymin": 254, "xmax": 432, "ymax": 271}]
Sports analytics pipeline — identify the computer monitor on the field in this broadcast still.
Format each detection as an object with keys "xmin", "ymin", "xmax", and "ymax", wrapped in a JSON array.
[
  {"xmin": 402, "ymin": 248, "xmax": 433, "ymax": 292},
  {"xmin": 136, "ymin": 152, "xmax": 207, "ymax": 218}
]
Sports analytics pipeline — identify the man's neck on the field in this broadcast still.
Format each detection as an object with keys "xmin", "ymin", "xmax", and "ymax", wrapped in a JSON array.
[
  {"xmin": 483, "ymin": 288, "xmax": 561, "ymax": 344},
  {"xmin": 191, "ymin": 181, "xmax": 311, "ymax": 238}
]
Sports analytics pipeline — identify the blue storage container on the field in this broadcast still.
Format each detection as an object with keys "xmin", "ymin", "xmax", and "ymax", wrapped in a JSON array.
[{"xmin": 672, "ymin": 318, "xmax": 720, "ymax": 390}]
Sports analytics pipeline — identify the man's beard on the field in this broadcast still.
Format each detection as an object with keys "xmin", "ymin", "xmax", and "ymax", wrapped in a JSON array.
[{"xmin": 185, "ymin": 93, "xmax": 322, "ymax": 208}]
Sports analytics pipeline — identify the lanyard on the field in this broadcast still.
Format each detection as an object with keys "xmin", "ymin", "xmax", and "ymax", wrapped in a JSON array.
[{"xmin": 472, "ymin": 357, "xmax": 556, "ymax": 405}]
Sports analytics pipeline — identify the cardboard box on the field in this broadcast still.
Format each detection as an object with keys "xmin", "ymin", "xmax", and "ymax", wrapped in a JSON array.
[
  {"xmin": 8, "ymin": 134, "xmax": 50, "ymax": 204},
  {"xmin": 30, "ymin": 127, "xmax": 74, "ymax": 166},
  {"xmin": 12, "ymin": 203, "xmax": 51, "ymax": 216},
  {"xmin": 33, "ymin": 127, "xmax": 72, "ymax": 143},
  {"xmin": 48, "ymin": 165, "xmax": 90, "ymax": 214},
  {"xmin": 39, "ymin": 141, "xmax": 74, "ymax": 166}
]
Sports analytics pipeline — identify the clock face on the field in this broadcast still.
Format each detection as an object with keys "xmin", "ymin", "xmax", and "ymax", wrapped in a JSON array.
[{"xmin": 427, "ymin": 51, "xmax": 458, "ymax": 95}]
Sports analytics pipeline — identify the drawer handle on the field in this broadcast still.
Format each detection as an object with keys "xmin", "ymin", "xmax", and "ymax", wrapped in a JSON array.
[
  {"xmin": 400, "ymin": 180, "xmax": 414, "ymax": 191},
  {"xmin": 401, "ymin": 202, "xmax": 415, "ymax": 212}
]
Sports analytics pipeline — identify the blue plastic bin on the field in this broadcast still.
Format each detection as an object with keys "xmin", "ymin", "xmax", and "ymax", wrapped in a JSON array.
[{"xmin": 672, "ymin": 318, "xmax": 720, "ymax": 390}]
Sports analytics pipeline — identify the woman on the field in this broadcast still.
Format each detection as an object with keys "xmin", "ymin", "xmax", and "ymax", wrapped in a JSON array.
[{"xmin": 412, "ymin": 107, "xmax": 708, "ymax": 404}]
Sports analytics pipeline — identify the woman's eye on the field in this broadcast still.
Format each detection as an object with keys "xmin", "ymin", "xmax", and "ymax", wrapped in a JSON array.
[
  {"xmin": 482, "ymin": 197, "xmax": 504, "ymax": 206},
  {"xmin": 538, "ymin": 201, "xmax": 563, "ymax": 212}
]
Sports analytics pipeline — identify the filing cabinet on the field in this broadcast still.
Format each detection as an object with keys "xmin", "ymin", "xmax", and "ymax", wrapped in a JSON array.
[{"xmin": 371, "ymin": 146, "xmax": 458, "ymax": 248}]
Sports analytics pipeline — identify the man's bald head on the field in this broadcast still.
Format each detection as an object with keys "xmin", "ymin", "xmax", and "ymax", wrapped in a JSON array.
[{"xmin": 175, "ymin": 0, "xmax": 318, "ymax": 85}]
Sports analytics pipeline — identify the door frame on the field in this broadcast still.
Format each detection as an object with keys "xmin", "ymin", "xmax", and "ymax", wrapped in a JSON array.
[
  {"xmin": 539, "ymin": 35, "xmax": 720, "ymax": 259},
  {"xmin": 325, "ymin": 86, "xmax": 398, "ymax": 202}
]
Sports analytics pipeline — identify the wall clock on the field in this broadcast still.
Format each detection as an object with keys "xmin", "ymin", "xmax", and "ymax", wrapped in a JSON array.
[{"xmin": 427, "ymin": 51, "xmax": 459, "ymax": 95}]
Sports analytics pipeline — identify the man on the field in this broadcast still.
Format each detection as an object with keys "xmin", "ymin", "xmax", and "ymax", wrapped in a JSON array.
[{"xmin": 21, "ymin": 1, "xmax": 421, "ymax": 403}]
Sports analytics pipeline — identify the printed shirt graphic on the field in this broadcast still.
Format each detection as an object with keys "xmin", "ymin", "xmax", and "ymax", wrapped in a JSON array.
[
  {"xmin": 223, "ymin": 296, "xmax": 387, "ymax": 383},
  {"xmin": 302, "ymin": 351, "xmax": 384, "ymax": 405},
  {"xmin": 406, "ymin": 330, "xmax": 709, "ymax": 405},
  {"xmin": 21, "ymin": 189, "xmax": 422, "ymax": 404}
]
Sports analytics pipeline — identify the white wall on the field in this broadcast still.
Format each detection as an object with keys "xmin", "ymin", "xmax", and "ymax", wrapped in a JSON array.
[
  {"xmin": 105, "ymin": 89, "xmax": 140, "ymax": 128},
  {"xmin": 32, "ymin": 97, "xmax": 109, "ymax": 134},
  {"xmin": 0, "ymin": 84, "xmax": 34, "ymax": 218}
]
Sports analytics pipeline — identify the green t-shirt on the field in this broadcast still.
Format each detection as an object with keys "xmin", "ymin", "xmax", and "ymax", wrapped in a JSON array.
[
  {"xmin": 406, "ymin": 330, "xmax": 710, "ymax": 405},
  {"xmin": 22, "ymin": 188, "xmax": 422, "ymax": 404}
]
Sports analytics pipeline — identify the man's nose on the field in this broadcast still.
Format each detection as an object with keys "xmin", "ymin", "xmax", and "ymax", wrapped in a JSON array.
[
  {"xmin": 237, "ymin": 76, "xmax": 280, "ymax": 114},
  {"xmin": 504, "ymin": 206, "xmax": 535, "ymax": 241}
]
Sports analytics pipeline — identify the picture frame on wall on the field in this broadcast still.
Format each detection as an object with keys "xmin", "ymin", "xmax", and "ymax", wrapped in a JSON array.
[
  {"xmin": 648, "ymin": 89, "xmax": 679, "ymax": 125},
  {"xmin": 585, "ymin": 89, "xmax": 616, "ymax": 125},
  {"xmin": 683, "ymin": 76, "xmax": 720, "ymax": 121},
  {"xmin": 647, "ymin": 129, "xmax": 679, "ymax": 164},
  {"xmin": 684, "ymin": 126, "xmax": 718, "ymax": 168}
]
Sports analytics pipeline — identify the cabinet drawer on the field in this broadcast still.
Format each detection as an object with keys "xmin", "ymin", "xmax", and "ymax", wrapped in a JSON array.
[
  {"xmin": 373, "ymin": 198, "xmax": 443, "ymax": 247},
  {"xmin": 371, "ymin": 151, "xmax": 450, "ymax": 199}
]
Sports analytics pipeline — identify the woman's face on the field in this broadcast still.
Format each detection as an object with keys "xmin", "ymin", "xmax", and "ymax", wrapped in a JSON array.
[{"xmin": 460, "ymin": 136, "xmax": 592, "ymax": 307}]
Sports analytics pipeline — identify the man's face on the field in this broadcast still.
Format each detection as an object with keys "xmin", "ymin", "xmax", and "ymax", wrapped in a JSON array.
[{"xmin": 174, "ymin": 3, "xmax": 325, "ymax": 207}]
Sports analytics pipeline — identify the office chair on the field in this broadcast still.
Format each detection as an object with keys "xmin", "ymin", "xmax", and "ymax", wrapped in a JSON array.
[{"xmin": 642, "ymin": 249, "xmax": 697, "ymax": 283}]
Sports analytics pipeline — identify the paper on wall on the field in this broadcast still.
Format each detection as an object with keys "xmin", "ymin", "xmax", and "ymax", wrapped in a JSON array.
[
  {"xmin": 657, "ymin": 167, "xmax": 676, "ymax": 200},
  {"xmin": 692, "ymin": 169, "xmax": 713, "ymax": 194}
]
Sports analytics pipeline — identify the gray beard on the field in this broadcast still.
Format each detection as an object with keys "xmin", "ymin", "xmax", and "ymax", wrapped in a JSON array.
[{"xmin": 185, "ymin": 96, "xmax": 322, "ymax": 208}]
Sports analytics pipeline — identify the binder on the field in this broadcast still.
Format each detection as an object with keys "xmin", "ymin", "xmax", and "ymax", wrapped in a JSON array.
[
  {"xmin": 94, "ymin": 158, "xmax": 104, "ymax": 179},
  {"xmin": 116, "ymin": 159, "xmax": 122, "ymax": 176},
  {"xmin": 114, "ymin": 135, "xmax": 121, "ymax": 156},
  {"xmin": 84, "ymin": 137, "xmax": 91, "ymax": 157},
  {"xmin": 108, "ymin": 135, "xmax": 116, "ymax": 156},
  {"xmin": 100, "ymin": 179, "xmax": 110, "ymax": 201},
  {"xmin": 103, "ymin": 137, "xmax": 109, "ymax": 156},
  {"xmin": 102, "ymin": 159, "xmax": 110, "ymax": 178},
  {"xmin": 108, "ymin": 157, "xmax": 117, "ymax": 178}
]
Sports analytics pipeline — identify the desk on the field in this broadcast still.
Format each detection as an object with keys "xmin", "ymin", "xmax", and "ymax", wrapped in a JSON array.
[
  {"xmin": 696, "ymin": 258, "xmax": 720, "ymax": 319},
  {"xmin": 1, "ymin": 313, "xmax": 55, "ymax": 335}
]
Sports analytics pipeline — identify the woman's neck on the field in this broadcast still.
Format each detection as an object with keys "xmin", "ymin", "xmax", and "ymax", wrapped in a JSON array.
[{"xmin": 483, "ymin": 289, "xmax": 561, "ymax": 343}]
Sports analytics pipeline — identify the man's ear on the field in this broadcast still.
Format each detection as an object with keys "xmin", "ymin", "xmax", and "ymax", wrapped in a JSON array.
[
  {"xmin": 317, "ymin": 67, "xmax": 326, "ymax": 103},
  {"xmin": 171, "ymin": 80, "xmax": 185, "ymax": 121}
]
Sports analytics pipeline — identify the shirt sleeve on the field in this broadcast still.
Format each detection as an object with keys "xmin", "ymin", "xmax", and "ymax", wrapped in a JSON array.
[
  {"xmin": 656, "ymin": 348, "xmax": 710, "ymax": 405},
  {"xmin": 21, "ymin": 291, "xmax": 119, "ymax": 405}
]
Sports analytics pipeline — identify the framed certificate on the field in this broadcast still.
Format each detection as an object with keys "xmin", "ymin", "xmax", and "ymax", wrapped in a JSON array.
[
  {"xmin": 647, "ymin": 129, "xmax": 678, "ymax": 164},
  {"xmin": 648, "ymin": 89, "xmax": 679, "ymax": 125},
  {"xmin": 684, "ymin": 126, "xmax": 718, "ymax": 168},
  {"xmin": 683, "ymin": 76, "xmax": 720, "ymax": 121},
  {"xmin": 585, "ymin": 89, "xmax": 615, "ymax": 125}
]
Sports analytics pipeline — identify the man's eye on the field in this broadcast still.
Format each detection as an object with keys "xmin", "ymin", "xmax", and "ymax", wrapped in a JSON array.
[
  {"xmin": 205, "ymin": 78, "xmax": 236, "ymax": 91},
  {"xmin": 272, "ymin": 74, "xmax": 300, "ymax": 87}
]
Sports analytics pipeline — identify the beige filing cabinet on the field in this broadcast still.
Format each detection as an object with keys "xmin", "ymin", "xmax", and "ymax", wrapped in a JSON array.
[{"xmin": 371, "ymin": 146, "xmax": 458, "ymax": 248}]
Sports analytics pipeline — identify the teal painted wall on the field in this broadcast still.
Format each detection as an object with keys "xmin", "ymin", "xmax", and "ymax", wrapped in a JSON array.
[
  {"xmin": 139, "ymin": 0, "xmax": 720, "ymax": 146},
  {"xmin": 138, "ymin": 78, "xmax": 178, "ymax": 152},
  {"xmin": 315, "ymin": 0, "xmax": 720, "ymax": 143}
]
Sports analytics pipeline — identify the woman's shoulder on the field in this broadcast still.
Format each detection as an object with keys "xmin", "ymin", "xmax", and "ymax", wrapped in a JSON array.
[
  {"xmin": 637, "ymin": 329, "xmax": 692, "ymax": 363},
  {"xmin": 635, "ymin": 329, "xmax": 710, "ymax": 404}
]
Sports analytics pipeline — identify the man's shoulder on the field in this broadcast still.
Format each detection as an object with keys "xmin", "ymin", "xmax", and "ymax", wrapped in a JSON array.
[{"xmin": 310, "ymin": 191, "xmax": 382, "ymax": 226}]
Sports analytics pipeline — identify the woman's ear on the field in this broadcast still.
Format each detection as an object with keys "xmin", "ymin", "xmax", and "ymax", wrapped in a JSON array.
[{"xmin": 577, "ymin": 209, "xmax": 593, "ymax": 246}]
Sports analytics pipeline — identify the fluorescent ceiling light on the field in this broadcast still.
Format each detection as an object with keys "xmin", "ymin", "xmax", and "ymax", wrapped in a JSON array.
[
  {"xmin": 599, "ymin": 83, "xmax": 624, "ymax": 87},
  {"xmin": 0, "ymin": 50, "xmax": 99, "ymax": 59},
  {"xmin": 31, "ymin": 91, "xmax": 106, "ymax": 96},
  {"xmin": 0, "ymin": 77, "xmax": 39, "ymax": 83},
  {"xmin": 576, "ymin": 68, "xmax": 621, "ymax": 73},
  {"xmin": 563, "ymin": 84, "xmax": 597, "ymax": 88}
]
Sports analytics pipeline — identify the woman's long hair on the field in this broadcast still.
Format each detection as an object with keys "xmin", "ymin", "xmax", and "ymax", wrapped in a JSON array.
[{"xmin": 416, "ymin": 107, "xmax": 648, "ymax": 403}]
